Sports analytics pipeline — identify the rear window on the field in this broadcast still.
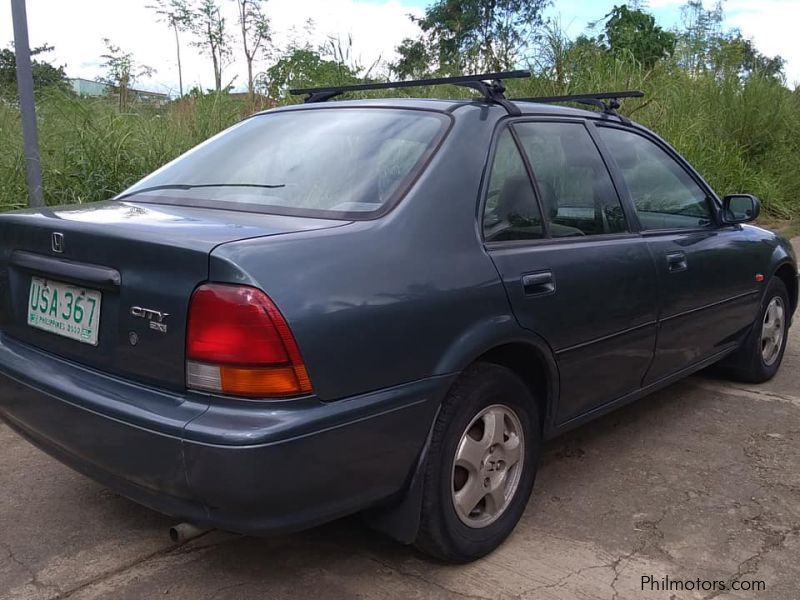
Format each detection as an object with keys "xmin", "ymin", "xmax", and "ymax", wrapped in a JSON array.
[{"xmin": 118, "ymin": 108, "xmax": 449, "ymax": 219}]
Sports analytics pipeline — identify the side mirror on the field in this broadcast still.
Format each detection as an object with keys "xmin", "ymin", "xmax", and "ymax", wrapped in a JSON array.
[{"xmin": 721, "ymin": 194, "xmax": 760, "ymax": 224}]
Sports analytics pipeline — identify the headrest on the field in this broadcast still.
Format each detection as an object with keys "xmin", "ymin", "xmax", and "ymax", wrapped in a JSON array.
[{"xmin": 497, "ymin": 176, "xmax": 538, "ymax": 219}]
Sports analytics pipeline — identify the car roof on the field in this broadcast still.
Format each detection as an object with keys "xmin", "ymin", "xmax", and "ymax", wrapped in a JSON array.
[{"xmin": 256, "ymin": 97, "xmax": 604, "ymax": 120}]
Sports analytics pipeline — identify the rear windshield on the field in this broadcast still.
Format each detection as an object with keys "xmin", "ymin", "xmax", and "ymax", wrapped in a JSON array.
[{"xmin": 118, "ymin": 108, "xmax": 449, "ymax": 219}]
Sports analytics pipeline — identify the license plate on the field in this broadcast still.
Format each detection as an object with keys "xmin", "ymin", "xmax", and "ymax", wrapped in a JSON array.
[{"xmin": 27, "ymin": 277, "xmax": 102, "ymax": 346}]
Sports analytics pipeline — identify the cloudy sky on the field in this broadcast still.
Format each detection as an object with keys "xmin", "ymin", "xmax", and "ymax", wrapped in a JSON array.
[{"xmin": 1, "ymin": 0, "xmax": 798, "ymax": 95}]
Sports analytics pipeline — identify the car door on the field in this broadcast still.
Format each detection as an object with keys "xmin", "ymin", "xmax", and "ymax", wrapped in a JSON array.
[
  {"xmin": 594, "ymin": 124, "xmax": 763, "ymax": 383},
  {"xmin": 483, "ymin": 119, "xmax": 658, "ymax": 425}
]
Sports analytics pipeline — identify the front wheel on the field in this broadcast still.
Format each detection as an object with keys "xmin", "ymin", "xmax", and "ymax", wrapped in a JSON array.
[
  {"xmin": 415, "ymin": 363, "xmax": 540, "ymax": 562},
  {"xmin": 727, "ymin": 277, "xmax": 790, "ymax": 383}
]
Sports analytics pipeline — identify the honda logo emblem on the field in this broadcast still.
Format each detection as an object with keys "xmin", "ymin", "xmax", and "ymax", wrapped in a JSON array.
[{"xmin": 51, "ymin": 232, "xmax": 65, "ymax": 253}]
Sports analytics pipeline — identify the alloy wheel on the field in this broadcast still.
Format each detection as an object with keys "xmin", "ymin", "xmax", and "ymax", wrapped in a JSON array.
[
  {"xmin": 761, "ymin": 296, "xmax": 785, "ymax": 366},
  {"xmin": 451, "ymin": 404, "xmax": 525, "ymax": 528}
]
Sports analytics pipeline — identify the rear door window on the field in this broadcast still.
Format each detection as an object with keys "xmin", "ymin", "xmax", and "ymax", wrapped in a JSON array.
[
  {"xmin": 513, "ymin": 122, "xmax": 628, "ymax": 237},
  {"xmin": 596, "ymin": 126, "xmax": 713, "ymax": 230}
]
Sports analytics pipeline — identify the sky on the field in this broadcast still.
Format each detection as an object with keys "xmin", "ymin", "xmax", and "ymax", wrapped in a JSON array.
[{"xmin": 1, "ymin": 0, "xmax": 799, "ymax": 95}]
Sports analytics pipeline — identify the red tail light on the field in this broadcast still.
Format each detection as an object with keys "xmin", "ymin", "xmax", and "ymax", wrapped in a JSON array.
[{"xmin": 186, "ymin": 284, "xmax": 312, "ymax": 398}]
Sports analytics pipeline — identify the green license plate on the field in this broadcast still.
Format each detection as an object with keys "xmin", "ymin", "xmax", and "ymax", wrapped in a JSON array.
[{"xmin": 27, "ymin": 277, "xmax": 102, "ymax": 346}]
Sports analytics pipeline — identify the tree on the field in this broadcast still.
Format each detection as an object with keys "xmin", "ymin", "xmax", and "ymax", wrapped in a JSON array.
[
  {"xmin": 99, "ymin": 39, "xmax": 155, "ymax": 109},
  {"xmin": 735, "ymin": 37, "xmax": 784, "ymax": 80},
  {"xmin": 710, "ymin": 33, "xmax": 784, "ymax": 81},
  {"xmin": 674, "ymin": 1, "xmax": 783, "ymax": 81},
  {"xmin": 599, "ymin": 5, "xmax": 677, "ymax": 69},
  {"xmin": 392, "ymin": 39, "xmax": 432, "ymax": 80},
  {"xmin": 0, "ymin": 44, "xmax": 70, "ymax": 100},
  {"xmin": 148, "ymin": 0, "xmax": 192, "ymax": 97},
  {"xmin": 676, "ymin": 0, "xmax": 724, "ymax": 75},
  {"xmin": 393, "ymin": 0, "xmax": 550, "ymax": 77},
  {"xmin": 190, "ymin": 0, "xmax": 232, "ymax": 92},
  {"xmin": 233, "ymin": 0, "xmax": 270, "ymax": 99},
  {"xmin": 265, "ymin": 46, "xmax": 359, "ymax": 100}
]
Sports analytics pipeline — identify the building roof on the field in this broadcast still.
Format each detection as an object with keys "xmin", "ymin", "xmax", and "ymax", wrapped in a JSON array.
[{"xmin": 68, "ymin": 78, "xmax": 169, "ymax": 98}]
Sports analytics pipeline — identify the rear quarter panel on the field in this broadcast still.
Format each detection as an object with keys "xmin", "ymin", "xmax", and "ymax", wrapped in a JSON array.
[{"xmin": 209, "ymin": 106, "xmax": 520, "ymax": 401}]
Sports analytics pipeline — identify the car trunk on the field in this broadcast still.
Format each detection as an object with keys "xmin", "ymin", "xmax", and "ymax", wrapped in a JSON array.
[{"xmin": 0, "ymin": 201, "xmax": 346, "ymax": 391}]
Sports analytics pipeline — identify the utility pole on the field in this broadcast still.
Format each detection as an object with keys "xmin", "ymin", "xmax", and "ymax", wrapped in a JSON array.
[{"xmin": 11, "ymin": 0, "xmax": 44, "ymax": 207}]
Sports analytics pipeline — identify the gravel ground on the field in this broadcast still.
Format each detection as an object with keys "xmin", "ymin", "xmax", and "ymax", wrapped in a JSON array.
[{"xmin": 1, "ymin": 240, "xmax": 798, "ymax": 600}]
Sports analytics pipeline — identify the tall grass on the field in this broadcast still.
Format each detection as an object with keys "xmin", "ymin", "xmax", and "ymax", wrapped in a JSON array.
[
  {"xmin": 0, "ymin": 91, "xmax": 243, "ymax": 210},
  {"xmin": 1, "ymin": 56, "xmax": 799, "ymax": 219}
]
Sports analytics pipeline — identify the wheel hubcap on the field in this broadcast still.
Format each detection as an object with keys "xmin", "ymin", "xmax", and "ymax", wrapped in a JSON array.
[
  {"xmin": 761, "ymin": 296, "xmax": 785, "ymax": 366},
  {"xmin": 451, "ymin": 404, "xmax": 525, "ymax": 528}
]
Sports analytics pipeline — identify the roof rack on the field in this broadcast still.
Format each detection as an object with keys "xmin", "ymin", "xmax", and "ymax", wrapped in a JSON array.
[
  {"xmin": 512, "ymin": 90, "xmax": 644, "ymax": 122},
  {"xmin": 289, "ymin": 70, "xmax": 532, "ymax": 115}
]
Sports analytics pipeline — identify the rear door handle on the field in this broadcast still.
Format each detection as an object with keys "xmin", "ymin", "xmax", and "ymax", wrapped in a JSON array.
[
  {"xmin": 522, "ymin": 271, "xmax": 555, "ymax": 297},
  {"xmin": 666, "ymin": 252, "xmax": 688, "ymax": 273}
]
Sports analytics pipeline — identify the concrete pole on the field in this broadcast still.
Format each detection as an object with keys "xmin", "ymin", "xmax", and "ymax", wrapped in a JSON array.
[{"xmin": 11, "ymin": 0, "xmax": 44, "ymax": 207}]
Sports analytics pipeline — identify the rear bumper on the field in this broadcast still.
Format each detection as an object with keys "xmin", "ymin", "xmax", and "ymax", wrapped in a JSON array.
[{"xmin": 0, "ymin": 333, "xmax": 448, "ymax": 535}]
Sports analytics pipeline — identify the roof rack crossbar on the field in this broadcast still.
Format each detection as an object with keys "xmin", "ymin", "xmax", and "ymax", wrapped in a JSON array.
[
  {"xmin": 512, "ymin": 90, "xmax": 644, "ymax": 122},
  {"xmin": 289, "ymin": 70, "xmax": 531, "ymax": 114}
]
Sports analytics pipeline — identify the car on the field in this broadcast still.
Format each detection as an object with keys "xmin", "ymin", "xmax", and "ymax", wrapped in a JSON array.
[{"xmin": 0, "ymin": 71, "xmax": 796, "ymax": 563}]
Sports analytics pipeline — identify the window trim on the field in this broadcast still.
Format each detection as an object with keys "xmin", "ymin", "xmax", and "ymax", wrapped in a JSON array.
[
  {"xmin": 584, "ymin": 121, "xmax": 643, "ymax": 233},
  {"xmin": 508, "ymin": 125, "xmax": 552, "ymax": 238},
  {"xmin": 591, "ymin": 121, "xmax": 724, "ymax": 234},
  {"xmin": 485, "ymin": 231, "xmax": 640, "ymax": 251},
  {"xmin": 478, "ymin": 116, "xmax": 633, "ymax": 246}
]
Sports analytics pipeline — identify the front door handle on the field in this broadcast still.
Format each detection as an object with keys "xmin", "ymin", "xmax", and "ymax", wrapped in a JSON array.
[
  {"xmin": 666, "ymin": 252, "xmax": 688, "ymax": 273},
  {"xmin": 522, "ymin": 271, "xmax": 555, "ymax": 296}
]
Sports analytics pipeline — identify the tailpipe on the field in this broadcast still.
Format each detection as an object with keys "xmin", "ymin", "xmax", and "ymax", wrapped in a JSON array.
[{"xmin": 169, "ymin": 522, "xmax": 211, "ymax": 544}]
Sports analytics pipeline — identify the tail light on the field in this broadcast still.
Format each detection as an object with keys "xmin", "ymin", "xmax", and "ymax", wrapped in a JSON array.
[{"xmin": 186, "ymin": 284, "xmax": 312, "ymax": 398}]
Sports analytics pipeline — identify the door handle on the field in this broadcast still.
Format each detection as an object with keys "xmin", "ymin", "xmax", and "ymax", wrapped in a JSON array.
[
  {"xmin": 666, "ymin": 252, "xmax": 688, "ymax": 273},
  {"xmin": 522, "ymin": 271, "xmax": 555, "ymax": 296}
]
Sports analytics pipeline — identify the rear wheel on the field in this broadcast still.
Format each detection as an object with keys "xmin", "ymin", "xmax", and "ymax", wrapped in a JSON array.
[
  {"xmin": 726, "ymin": 277, "xmax": 790, "ymax": 383},
  {"xmin": 415, "ymin": 363, "xmax": 540, "ymax": 562}
]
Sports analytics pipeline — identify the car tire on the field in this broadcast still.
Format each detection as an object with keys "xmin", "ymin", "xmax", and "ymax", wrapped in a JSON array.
[
  {"xmin": 726, "ymin": 277, "xmax": 790, "ymax": 383},
  {"xmin": 414, "ymin": 362, "xmax": 540, "ymax": 563}
]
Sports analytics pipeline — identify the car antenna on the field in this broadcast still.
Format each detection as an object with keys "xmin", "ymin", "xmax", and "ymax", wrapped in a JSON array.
[
  {"xmin": 289, "ymin": 70, "xmax": 532, "ymax": 116},
  {"xmin": 511, "ymin": 90, "xmax": 645, "ymax": 124}
]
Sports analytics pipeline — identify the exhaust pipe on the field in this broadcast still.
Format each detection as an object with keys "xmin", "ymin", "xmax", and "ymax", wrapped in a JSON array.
[{"xmin": 169, "ymin": 522, "xmax": 211, "ymax": 544}]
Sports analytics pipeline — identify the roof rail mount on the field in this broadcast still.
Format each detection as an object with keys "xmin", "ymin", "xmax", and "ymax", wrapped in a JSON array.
[
  {"xmin": 513, "ymin": 90, "xmax": 644, "ymax": 122},
  {"xmin": 289, "ymin": 70, "xmax": 532, "ymax": 115}
]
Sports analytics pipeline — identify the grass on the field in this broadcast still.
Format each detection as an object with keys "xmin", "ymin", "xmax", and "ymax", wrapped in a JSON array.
[
  {"xmin": 0, "ymin": 91, "xmax": 244, "ymax": 211},
  {"xmin": 1, "ymin": 56, "xmax": 799, "ymax": 220},
  {"xmin": 506, "ymin": 56, "xmax": 800, "ymax": 221}
]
